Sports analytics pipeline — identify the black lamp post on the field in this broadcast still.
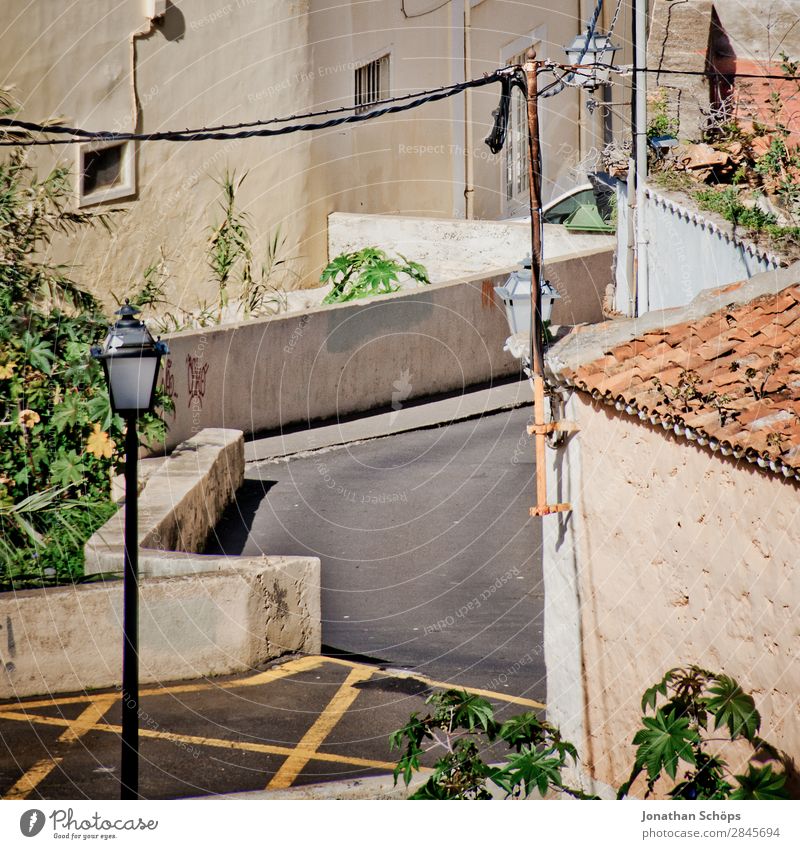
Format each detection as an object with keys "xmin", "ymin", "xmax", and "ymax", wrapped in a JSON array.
[{"xmin": 92, "ymin": 301, "xmax": 168, "ymax": 800}]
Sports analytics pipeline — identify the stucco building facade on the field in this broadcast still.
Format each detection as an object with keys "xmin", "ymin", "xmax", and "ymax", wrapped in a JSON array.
[
  {"xmin": 542, "ymin": 264, "xmax": 800, "ymax": 795},
  {"xmin": 1, "ymin": 0, "xmax": 624, "ymax": 311}
]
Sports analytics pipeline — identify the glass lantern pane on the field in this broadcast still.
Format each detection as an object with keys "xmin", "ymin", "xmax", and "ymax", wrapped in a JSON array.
[{"xmin": 107, "ymin": 357, "xmax": 158, "ymax": 412}]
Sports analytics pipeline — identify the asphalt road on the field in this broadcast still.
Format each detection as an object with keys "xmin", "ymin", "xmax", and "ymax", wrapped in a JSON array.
[{"xmin": 208, "ymin": 406, "xmax": 544, "ymax": 703}]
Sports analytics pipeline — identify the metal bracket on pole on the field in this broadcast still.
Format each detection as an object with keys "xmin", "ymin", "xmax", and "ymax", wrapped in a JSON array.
[{"xmin": 527, "ymin": 422, "xmax": 580, "ymax": 436}]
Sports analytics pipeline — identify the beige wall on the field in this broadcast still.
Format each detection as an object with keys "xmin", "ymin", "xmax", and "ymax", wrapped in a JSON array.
[
  {"xmin": 1, "ymin": 0, "xmax": 628, "ymax": 311},
  {"xmin": 2, "ymin": 0, "xmax": 315, "ymax": 310},
  {"xmin": 543, "ymin": 390, "xmax": 800, "ymax": 794}
]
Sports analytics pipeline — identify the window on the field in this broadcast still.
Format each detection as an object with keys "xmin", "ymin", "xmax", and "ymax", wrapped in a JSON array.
[
  {"xmin": 77, "ymin": 140, "xmax": 135, "ymax": 206},
  {"xmin": 354, "ymin": 54, "xmax": 389, "ymax": 113},
  {"xmin": 504, "ymin": 50, "xmax": 529, "ymax": 215}
]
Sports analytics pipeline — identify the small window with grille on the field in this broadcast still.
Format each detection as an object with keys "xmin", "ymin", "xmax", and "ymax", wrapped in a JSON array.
[
  {"xmin": 354, "ymin": 54, "xmax": 389, "ymax": 113},
  {"xmin": 77, "ymin": 139, "xmax": 135, "ymax": 206}
]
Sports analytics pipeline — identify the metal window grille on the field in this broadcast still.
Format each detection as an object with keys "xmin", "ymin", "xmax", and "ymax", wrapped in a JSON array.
[
  {"xmin": 354, "ymin": 55, "xmax": 389, "ymax": 114},
  {"xmin": 505, "ymin": 51, "xmax": 529, "ymax": 211}
]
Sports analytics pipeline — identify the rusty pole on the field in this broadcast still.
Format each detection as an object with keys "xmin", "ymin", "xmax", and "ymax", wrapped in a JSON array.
[
  {"xmin": 524, "ymin": 48, "xmax": 571, "ymax": 517},
  {"xmin": 524, "ymin": 49, "xmax": 544, "ymax": 379}
]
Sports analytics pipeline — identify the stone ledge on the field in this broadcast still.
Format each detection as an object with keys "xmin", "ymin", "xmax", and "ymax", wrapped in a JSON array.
[
  {"xmin": 85, "ymin": 428, "xmax": 245, "ymax": 576},
  {"xmin": 0, "ymin": 557, "xmax": 321, "ymax": 699}
]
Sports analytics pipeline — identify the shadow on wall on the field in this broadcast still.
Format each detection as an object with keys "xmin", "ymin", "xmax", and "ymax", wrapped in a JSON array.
[{"xmin": 159, "ymin": 1, "xmax": 186, "ymax": 42}]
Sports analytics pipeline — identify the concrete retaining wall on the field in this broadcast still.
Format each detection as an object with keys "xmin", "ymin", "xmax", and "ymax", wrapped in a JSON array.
[
  {"xmin": 0, "ymin": 429, "xmax": 321, "ymax": 699},
  {"xmin": 159, "ymin": 252, "xmax": 614, "ymax": 451},
  {"xmin": 327, "ymin": 212, "xmax": 615, "ymax": 284},
  {"xmin": 614, "ymin": 183, "xmax": 782, "ymax": 315},
  {"xmin": 85, "ymin": 428, "xmax": 245, "ymax": 576},
  {"xmin": 0, "ymin": 558, "xmax": 320, "ymax": 699}
]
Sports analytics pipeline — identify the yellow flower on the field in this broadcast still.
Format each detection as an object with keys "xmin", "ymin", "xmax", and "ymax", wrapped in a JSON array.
[
  {"xmin": 0, "ymin": 362, "xmax": 16, "ymax": 379},
  {"xmin": 18, "ymin": 409, "xmax": 40, "ymax": 428},
  {"xmin": 86, "ymin": 423, "xmax": 116, "ymax": 459}
]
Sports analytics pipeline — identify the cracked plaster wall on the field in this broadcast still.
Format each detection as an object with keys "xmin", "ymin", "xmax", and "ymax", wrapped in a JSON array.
[{"xmin": 544, "ymin": 390, "xmax": 800, "ymax": 792}]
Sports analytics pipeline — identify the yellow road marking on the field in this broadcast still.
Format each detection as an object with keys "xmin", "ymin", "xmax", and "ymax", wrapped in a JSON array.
[
  {"xmin": 3, "ymin": 757, "xmax": 63, "ymax": 800},
  {"xmin": 0, "ymin": 656, "xmax": 325, "ymax": 715},
  {"xmin": 320, "ymin": 657, "xmax": 545, "ymax": 709},
  {"xmin": 0, "ymin": 709, "xmax": 399, "ymax": 773},
  {"xmin": 418, "ymin": 676, "xmax": 544, "ymax": 710},
  {"xmin": 0, "ymin": 654, "xmax": 540, "ymax": 796},
  {"xmin": 57, "ymin": 695, "xmax": 116, "ymax": 744},
  {"xmin": 268, "ymin": 665, "xmax": 374, "ymax": 790}
]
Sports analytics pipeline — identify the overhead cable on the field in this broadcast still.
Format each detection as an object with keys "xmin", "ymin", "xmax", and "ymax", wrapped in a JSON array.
[{"xmin": 0, "ymin": 71, "xmax": 512, "ymax": 146}]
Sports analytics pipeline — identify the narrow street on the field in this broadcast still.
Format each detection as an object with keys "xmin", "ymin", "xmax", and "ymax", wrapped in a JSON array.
[{"xmin": 208, "ymin": 406, "xmax": 544, "ymax": 702}]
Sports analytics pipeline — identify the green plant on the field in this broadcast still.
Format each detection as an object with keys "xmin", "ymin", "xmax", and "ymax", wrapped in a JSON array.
[
  {"xmin": 619, "ymin": 666, "xmax": 788, "ymax": 800},
  {"xmin": 0, "ymin": 130, "xmax": 169, "ymax": 589},
  {"xmin": 390, "ymin": 689, "xmax": 590, "ymax": 799},
  {"xmin": 242, "ymin": 225, "xmax": 294, "ymax": 317},
  {"xmin": 391, "ymin": 668, "xmax": 788, "ymax": 800},
  {"xmin": 694, "ymin": 186, "xmax": 778, "ymax": 231},
  {"xmin": 208, "ymin": 170, "xmax": 252, "ymax": 321},
  {"xmin": 729, "ymin": 351, "xmax": 783, "ymax": 400},
  {"xmin": 207, "ymin": 171, "xmax": 294, "ymax": 321},
  {"xmin": 647, "ymin": 89, "xmax": 679, "ymax": 141},
  {"xmin": 321, "ymin": 247, "xmax": 430, "ymax": 304}
]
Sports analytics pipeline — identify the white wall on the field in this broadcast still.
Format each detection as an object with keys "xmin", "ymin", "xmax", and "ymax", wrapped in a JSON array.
[{"xmin": 615, "ymin": 183, "xmax": 782, "ymax": 315}]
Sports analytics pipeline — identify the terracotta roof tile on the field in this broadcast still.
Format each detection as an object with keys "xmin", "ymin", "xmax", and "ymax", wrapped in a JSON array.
[{"xmin": 558, "ymin": 283, "xmax": 800, "ymax": 479}]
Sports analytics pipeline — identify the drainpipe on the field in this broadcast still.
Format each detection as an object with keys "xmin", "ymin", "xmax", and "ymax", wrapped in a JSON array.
[
  {"xmin": 450, "ymin": 0, "xmax": 466, "ymax": 217},
  {"xmin": 129, "ymin": 13, "xmax": 158, "ymax": 132},
  {"xmin": 463, "ymin": 0, "xmax": 474, "ymax": 218}
]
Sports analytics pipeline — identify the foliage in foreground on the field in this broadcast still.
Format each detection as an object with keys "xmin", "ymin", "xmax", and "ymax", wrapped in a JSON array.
[
  {"xmin": 391, "ymin": 667, "xmax": 789, "ymax": 800},
  {"xmin": 0, "ymin": 144, "xmax": 167, "ymax": 589},
  {"xmin": 321, "ymin": 247, "xmax": 430, "ymax": 304}
]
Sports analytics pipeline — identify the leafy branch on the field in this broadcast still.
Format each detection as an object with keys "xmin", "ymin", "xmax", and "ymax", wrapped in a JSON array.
[
  {"xmin": 391, "ymin": 668, "xmax": 789, "ymax": 801},
  {"xmin": 619, "ymin": 666, "xmax": 788, "ymax": 800},
  {"xmin": 321, "ymin": 247, "xmax": 430, "ymax": 304}
]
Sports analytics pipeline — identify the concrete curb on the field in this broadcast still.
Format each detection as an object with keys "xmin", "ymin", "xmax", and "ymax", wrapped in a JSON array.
[
  {"xmin": 204, "ymin": 773, "xmax": 427, "ymax": 800},
  {"xmin": 246, "ymin": 378, "xmax": 533, "ymax": 462}
]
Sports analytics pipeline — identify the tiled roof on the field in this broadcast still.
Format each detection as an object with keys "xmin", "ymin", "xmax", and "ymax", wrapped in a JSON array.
[{"xmin": 556, "ymin": 284, "xmax": 800, "ymax": 482}]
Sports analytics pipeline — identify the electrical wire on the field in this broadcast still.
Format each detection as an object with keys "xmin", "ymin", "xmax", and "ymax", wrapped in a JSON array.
[
  {"xmin": 4, "ymin": 59, "xmax": 798, "ymax": 147},
  {"xmin": 540, "ymin": 0, "xmax": 605, "ymax": 98},
  {"xmin": 634, "ymin": 66, "xmax": 800, "ymax": 81},
  {"xmin": 597, "ymin": 0, "xmax": 624, "ymax": 66},
  {"xmin": 400, "ymin": 0, "xmax": 451, "ymax": 18},
  {"xmin": 0, "ymin": 70, "xmax": 511, "ymax": 146},
  {"xmin": 0, "ymin": 72, "xmax": 511, "ymax": 143}
]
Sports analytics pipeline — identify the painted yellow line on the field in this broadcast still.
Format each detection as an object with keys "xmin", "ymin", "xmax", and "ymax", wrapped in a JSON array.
[
  {"xmin": 57, "ymin": 695, "xmax": 117, "ymax": 744},
  {"xmin": 418, "ymin": 676, "xmax": 545, "ymax": 710},
  {"xmin": 319, "ymin": 657, "xmax": 545, "ymax": 709},
  {"xmin": 0, "ymin": 710, "xmax": 399, "ymax": 773},
  {"xmin": 0, "ymin": 656, "xmax": 325, "ymax": 715},
  {"xmin": 3, "ymin": 757, "xmax": 63, "ymax": 800},
  {"xmin": 268, "ymin": 665, "xmax": 374, "ymax": 790}
]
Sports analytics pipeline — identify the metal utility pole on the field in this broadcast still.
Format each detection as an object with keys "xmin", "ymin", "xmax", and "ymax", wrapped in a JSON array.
[
  {"xmin": 121, "ymin": 417, "xmax": 139, "ymax": 800},
  {"xmin": 524, "ymin": 48, "xmax": 571, "ymax": 518},
  {"xmin": 630, "ymin": 0, "xmax": 648, "ymax": 315}
]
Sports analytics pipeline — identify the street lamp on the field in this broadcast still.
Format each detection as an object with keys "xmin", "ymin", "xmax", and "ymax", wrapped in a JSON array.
[
  {"xmin": 494, "ymin": 256, "xmax": 561, "ymax": 340},
  {"xmin": 564, "ymin": 30, "xmax": 620, "ymax": 90},
  {"xmin": 91, "ymin": 301, "xmax": 168, "ymax": 800}
]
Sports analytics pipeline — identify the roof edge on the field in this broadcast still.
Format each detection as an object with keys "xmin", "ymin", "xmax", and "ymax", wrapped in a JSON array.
[{"xmin": 545, "ymin": 260, "xmax": 800, "ymax": 378}]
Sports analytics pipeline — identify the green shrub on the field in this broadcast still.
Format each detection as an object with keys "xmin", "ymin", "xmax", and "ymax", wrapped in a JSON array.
[
  {"xmin": 0, "ymin": 145, "xmax": 167, "ymax": 590},
  {"xmin": 391, "ymin": 666, "xmax": 788, "ymax": 800},
  {"xmin": 321, "ymin": 247, "xmax": 429, "ymax": 304}
]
